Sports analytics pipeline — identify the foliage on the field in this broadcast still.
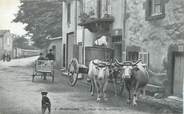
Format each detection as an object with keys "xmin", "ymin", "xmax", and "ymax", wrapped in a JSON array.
[
  {"xmin": 79, "ymin": 9, "xmax": 95, "ymax": 23},
  {"xmin": 13, "ymin": 35, "xmax": 37, "ymax": 50},
  {"xmin": 13, "ymin": 0, "xmax": 62, "ymax": 48}
]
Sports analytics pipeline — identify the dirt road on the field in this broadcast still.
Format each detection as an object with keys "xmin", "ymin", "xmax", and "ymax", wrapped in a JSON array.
[{"xmin": 0, "ymin": 57, "xmax": 179, "ymax": 114}]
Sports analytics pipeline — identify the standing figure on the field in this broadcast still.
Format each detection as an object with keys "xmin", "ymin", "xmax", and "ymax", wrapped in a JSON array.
[
  {"xmin": 7, "ymin": 54, "xmax": 11, "ymax": 62},
  {"xmin": 46, "ymin": 49, "xmax": 55, "ymax": 60},
  {"xmin": 38, "ymin": 53, "xmax": 46, "ymax": 60},
  {"xmin": 2, "ymin": 53, "xmax": 6, "ymax": 62}
]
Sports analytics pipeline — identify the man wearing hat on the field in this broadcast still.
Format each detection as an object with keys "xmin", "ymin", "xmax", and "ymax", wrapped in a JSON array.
[
  {"xmin": 46, "ymin": 49, "xmax": 55, "ymax": 60},
  {"xmin": 38, "ymin": 53, "xmax": 46, "ymax": 60},
  {"xmin": 41, "ymin": 91, "xmax": 51, "ymax": 114}
]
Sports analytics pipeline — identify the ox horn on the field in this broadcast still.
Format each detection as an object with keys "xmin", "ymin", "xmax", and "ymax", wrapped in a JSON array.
[
  {"xmin": 122, "ymin": 61, "xmax": 133, "ymax": 66},
  {"xmin": 92, "ymin": 61, "xmax": 106, "ymax": 67},
  {"xmin": 114, "ymin": 58, "xmax": 124, "ymax": 66},
  {"xmin": 133, "ymin": 59, "xmax": 142, "ymax": 66}
]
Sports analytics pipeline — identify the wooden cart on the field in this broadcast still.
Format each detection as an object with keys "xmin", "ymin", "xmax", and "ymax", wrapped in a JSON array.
[
  {"xmin": 32, "ymin": 60, "xmax": 55, "ymax": 83},
  {"xmin": 67, "ymin": 58, "xmax": 124, "ymax": 96}
]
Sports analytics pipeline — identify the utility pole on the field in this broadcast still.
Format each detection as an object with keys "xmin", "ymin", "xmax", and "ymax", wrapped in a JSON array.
[
  {"xmin": 122, "ymin": 0, "xmax": 127, "ymax": 62},
  {"xmin": 82, "ymin": 0, "xmax": 85, "ymax": 64}
]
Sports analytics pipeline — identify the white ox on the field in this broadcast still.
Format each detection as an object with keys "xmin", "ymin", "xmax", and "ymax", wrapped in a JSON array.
[{"xmin": 88, "ymin": 59, "xmax": 110, "ymax": 102}]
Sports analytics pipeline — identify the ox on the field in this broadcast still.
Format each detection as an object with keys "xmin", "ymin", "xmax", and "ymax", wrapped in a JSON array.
[
  {"xmin": 88, "ymin": 59, "xmax": 110, "ymax": 102},
  {"xmin": 115, "ymin": 59, "xmax": 149, "ymax": 106}
]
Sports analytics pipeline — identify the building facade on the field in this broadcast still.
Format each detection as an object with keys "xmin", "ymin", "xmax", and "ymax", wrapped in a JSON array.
[
  {"xmin": 0, "ymin": 30, "xmax": 14, "ymax": 59},
  {"xmin": 125, "ymin": 0, "xmax": 184, "ymax": 97},
  {"xmin": 62, "ymin": 0, "xmax": 184, "ymax": 97}
]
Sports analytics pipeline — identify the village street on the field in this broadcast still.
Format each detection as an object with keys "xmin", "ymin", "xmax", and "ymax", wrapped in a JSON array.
[{"xmin": 0, "ymin": 56, "xmax": 179, "ymax": 114}]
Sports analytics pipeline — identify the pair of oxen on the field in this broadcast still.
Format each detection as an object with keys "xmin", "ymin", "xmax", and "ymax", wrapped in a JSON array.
[{"xmin": 88, "ymin": 59, "xmax": 149, "ymax": 106}]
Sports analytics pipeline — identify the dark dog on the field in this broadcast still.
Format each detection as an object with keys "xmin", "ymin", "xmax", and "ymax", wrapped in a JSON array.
[{"xmin": 41, "ymin": 92, "xmax": 51, "ymax": 114}]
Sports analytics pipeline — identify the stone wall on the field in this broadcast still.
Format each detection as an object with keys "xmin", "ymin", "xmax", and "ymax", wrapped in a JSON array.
[{"xmin": 126, "ymin": 0, "xmax": 184, "ymax": 72}]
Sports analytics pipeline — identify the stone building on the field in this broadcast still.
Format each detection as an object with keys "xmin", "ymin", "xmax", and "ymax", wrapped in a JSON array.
[
  {"xmin": 0, "ymin": 30, "xmax": 14, "ymax": 59},
  {"xmin": 125, "ymin": 0, "xmax": 184, "ymax": 97},
  {"xmin": 62, "ymin": 0, "xmax": 184, "ymax": 97},
  {"xmin": 62, "ymin": 0, "xmax": 78, "ymax": 68}
]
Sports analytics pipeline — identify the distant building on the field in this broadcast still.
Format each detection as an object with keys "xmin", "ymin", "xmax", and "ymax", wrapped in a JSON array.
[{"xmin": 0, "ymin": 30, "xmax": 13, "ymax": 59}]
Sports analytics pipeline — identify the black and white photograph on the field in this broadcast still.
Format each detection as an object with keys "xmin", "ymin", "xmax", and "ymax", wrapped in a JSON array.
[{"xmin": 0, "ymin": 0, "xmax": 183, "ymax": 114}]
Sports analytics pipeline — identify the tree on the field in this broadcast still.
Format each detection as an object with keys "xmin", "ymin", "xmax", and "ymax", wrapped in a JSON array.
[
  {"xmin": 13, "ymin": 0, "xmax": 62, "ymax": 48},
  {"xmin": 13, "ymin": 35, "xmax": 37, "ymax": 50}
]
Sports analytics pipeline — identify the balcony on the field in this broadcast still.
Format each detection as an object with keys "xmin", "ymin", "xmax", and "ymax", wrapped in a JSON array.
[{"xmin": 79, "ymin": 14, "xmax": 114, "ymax": 33}]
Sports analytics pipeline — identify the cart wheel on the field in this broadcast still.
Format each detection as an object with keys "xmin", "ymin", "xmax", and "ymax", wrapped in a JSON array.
[{"xmin": 67, "ymin": 58, "xmax": 79, "ymax": 87}]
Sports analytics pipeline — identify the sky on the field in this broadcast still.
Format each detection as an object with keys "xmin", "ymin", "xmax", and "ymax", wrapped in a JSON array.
[{"xmin": 0, "ymin": 0, "xmax": 27, "ymax": 36}]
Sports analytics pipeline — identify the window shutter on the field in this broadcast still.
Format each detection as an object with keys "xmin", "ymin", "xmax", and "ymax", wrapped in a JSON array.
[
  {"xmin": 107, "ymin": 0, "xmax": 112, "ymax": 15},
  {"xmin": 139, "ymin": 51, "xmax": 149, "ymax": 67},
  {"xmin": 67, "ymin": 3, "xmax": 71, "ymax": 24},
  {"xmin": 145, "ymin": 0, "xmax": 152, "ymax": 20},
  {"xmin": 160, "ymin": 0, "xmax": 165, "ymax": 17}
]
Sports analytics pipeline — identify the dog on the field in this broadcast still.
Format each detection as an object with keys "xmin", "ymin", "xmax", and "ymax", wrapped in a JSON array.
[{"xmin": 41, "ymin": 92, "xmax": 51, "ymax": 114}]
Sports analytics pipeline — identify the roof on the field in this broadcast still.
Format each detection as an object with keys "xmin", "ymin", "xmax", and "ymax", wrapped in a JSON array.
[{"xmin": 47, "ymin": 36, "xmax": 62, "ymax": 41}]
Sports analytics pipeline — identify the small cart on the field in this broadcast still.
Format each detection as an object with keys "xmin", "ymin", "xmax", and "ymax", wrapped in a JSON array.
[{"xmin": 32, "ymin": 60, "xmax": 55, "ymax": 83}]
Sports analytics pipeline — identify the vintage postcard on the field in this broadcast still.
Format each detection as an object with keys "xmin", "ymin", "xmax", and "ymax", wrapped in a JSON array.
[{"xmin": 0, "ymin": 0, "xmax": 183, "ymax": 114}]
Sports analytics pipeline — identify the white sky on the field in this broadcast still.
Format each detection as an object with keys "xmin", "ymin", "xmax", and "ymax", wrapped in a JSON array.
[{"xmin": 0, "ymin": 0, "xmax": 27, "ymax": 36}]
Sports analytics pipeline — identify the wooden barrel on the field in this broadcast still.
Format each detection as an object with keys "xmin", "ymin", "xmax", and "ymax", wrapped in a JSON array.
[{"xmin": 85, "ymin": 46, "xmax": 113, "ymax": 66}]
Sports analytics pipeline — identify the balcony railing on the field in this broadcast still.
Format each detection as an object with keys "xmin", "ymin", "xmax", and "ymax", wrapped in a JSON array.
[{"xmin": 79, "ymin": 13, "xmax": 114, "ymax": 33}]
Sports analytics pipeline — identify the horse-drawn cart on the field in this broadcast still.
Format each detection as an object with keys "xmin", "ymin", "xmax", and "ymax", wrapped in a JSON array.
[{"xmin": 32, "ymin": 60, "xmax": 55, "ymax": 83}]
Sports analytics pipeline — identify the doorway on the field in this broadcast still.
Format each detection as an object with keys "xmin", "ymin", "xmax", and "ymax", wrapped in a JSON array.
[
  {"xmin": 173, "ymin": 52, "xmax": 184, "ymax": 98},
  {"xmin": 66, "ymin": 32, "xmax": 74, "ymax": 69}
]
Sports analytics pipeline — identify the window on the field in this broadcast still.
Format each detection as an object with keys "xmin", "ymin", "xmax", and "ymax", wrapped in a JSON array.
[
  {"xmin": 105, "ymin": 0, "xmax": 111, "ymax": 14},
  {"xmin": 145, "ymin": 0, "xmax": 165, "ymax": 20},
  {"xmin": 101, "ymin": 0, "xmax": 111, "ymax": 17},
  {"xmin": 7, "ymin": 37, "xmax": 10, "ymax": 45},
  {"xmin": 152, "ymin": 0, "xmax": 161, "ymax": 16},
  {"xmin": 139, "ymin": 51, "xmax": 149, "ymax": 67},
  {"xmin": 67, "ymin": 3, "xmax": 71, "ymax": 24},
  {"xmin": 97, "ymin": 0, "xmax": 102, "ymax": 18},
  {"xmin": 112, "ymin": 36, "xmax": 122, "ymax": 43},
  {"xmin": 127, "ymin": 52, "xmax": 139, "ymax": 62}
]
